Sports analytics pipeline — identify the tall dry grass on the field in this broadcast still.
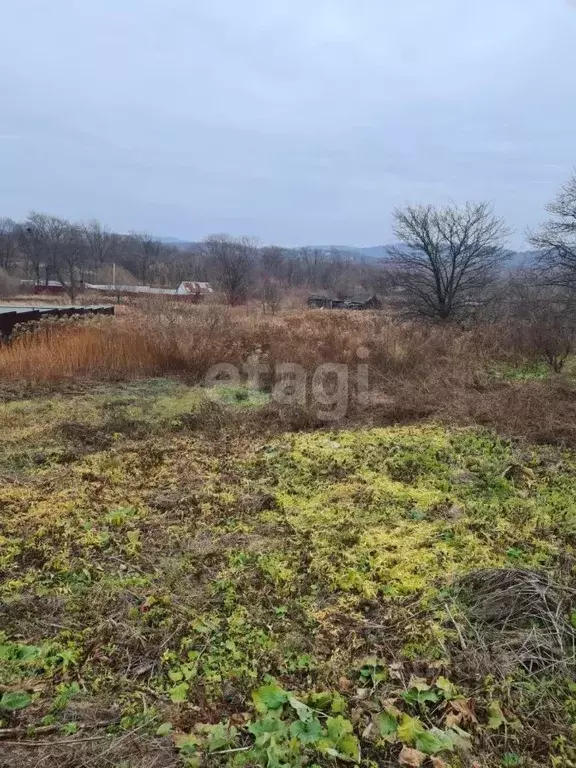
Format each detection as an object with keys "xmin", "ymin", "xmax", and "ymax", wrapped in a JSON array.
[
  {"xmin": 1, "ymin": 304, "xmax": 574, "ymax": 444},
  {"xmin": 0, "ymin": 323, "xmax": 169, "ymax": 381},
  {"xmin": 0, "ymin": 306, "xmax": 497, "ymax": 384}
]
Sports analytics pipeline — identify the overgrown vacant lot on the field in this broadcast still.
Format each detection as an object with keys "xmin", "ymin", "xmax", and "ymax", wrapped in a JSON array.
[{"xmin": 1, "ymin": 380, "xmax": 576, "ymax": 767}]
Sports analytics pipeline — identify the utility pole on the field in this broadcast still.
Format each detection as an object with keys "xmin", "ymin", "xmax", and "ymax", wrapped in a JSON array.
[{"xmin": 113, "ymin": 262, "xmax": 121, "ymax": 304}]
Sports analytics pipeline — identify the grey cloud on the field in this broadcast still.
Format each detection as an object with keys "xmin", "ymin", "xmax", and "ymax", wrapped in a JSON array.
[{"xmin": 0, "ymin": 0, "xmax": 575, "ymax": 248}]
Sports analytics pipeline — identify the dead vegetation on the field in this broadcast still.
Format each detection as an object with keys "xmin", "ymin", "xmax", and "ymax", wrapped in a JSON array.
[
  {"xmin": 1, "ymin": 305, "xmax": 576, "ymax": 446},
  {"xmin": 0, "ymin": 730, "xmax": 180, "ymax": 768},
  {"xmin": 456, "ymin": 568, "xmax": 576, "ymax": 676}
]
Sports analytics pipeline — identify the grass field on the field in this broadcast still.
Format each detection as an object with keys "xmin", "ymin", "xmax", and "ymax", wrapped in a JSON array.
[{"xmin": 1, "ymin": 378, "xmax": 576, "ymax": 767}]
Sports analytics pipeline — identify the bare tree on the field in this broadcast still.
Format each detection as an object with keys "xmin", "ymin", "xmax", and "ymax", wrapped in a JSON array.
[
  {"xmin": 203, "ymin": 234, "xmax": 256, "ymax": 305},
  {"xmin": 82, "ymin": 220, "xmax": 120, "ymax": 274},
  {"xmin": 128, "ymin": 232, "xmax": 163, "ymax": 284},
  {"xmin": 0, "ymin": 218, "xmax": 19, "ymax": 272},
  {"xmin": 529, "ymin": 172, "xmax": 576, "ymax": 286},
  {"xmin": 388, "ymin": 202, "xmax": 511, "ymax": 320},
  {"xmin": 506, "ymin": 272, "xmax": 576, "ymax": 372},
  {"xmin": 260, "ymin": 277, "xmax": 283, "ymax": 314},
  {"xmin": 148, "ymin": 245, "xmax": 210, "ymax": 287},
  {"xmin": 16, "ymin": 213, "xmax": 89, "ymax": 301},
  {"xmin": 260, "ymin": 246, "xmax": 288, "ymax": 284},
  {"xmin": 17, "ymin": 223, "xmax": 44, "ymax": 283},
  {"xmin": 18, "ymin": 212, "xmax": 69, "ymax": 285},
  {"xmin": 299, "ymin": 247, "xmax": 328, "ymax": 288},
  {"xmin": 52, "ymin": 224, "xmax": 89, "ymax": 302},
  {"xmin": 148, "ymin": 245, "xmax": 186, "ymax": 286}
]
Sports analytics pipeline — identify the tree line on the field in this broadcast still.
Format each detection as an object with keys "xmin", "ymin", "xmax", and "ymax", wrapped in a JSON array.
[
  {"xmin": 0, "ymin": 214, "xmax": 200, "ymax": 302},
  {"xmin": 0, "ymin": 172, "xmax": 575, "ymax": 325},
  {"xmin": 0, "ymin": 215, "xmax": 386, "ymax": 305}
]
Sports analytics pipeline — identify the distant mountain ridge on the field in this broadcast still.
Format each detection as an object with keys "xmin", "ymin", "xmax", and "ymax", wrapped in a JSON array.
[
  {"xmin": 305, "ymin": 245, "xmax": 391, "ymax": 260},
  {"xmin": 158, "ymin": 238, "xmax": 396, "ymax": 260},
  {"xmin": 158, "ymin": 237, "xmax": 535, "ymax": 266},
  {"xmin": 303, "ymin": 245, "xmax": 536, "ymax": 266}
]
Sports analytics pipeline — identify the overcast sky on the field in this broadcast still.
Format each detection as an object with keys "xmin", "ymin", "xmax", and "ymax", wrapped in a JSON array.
[{"xmin": 1, "ymin": 0, "xmax": 575, "ymax": 248}]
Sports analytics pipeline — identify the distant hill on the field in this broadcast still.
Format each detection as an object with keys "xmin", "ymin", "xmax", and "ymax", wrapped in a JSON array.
[
  {"xmin": 158, "ymin": 237, "xmax": 203, "ymax": 252},
  {"xmin": 309, "ymin": 245, "xmax": 537, "ymax": 266},
  {"xmin": 509, "ymin": 250, "xmax": 539, "ymax": 267},
  {"xmin": 158, "ymin": 237, "xmax": 537, "ymax": 266},
  {"xmin": 305, "ymin": 245, "xmax": 392, "ymax": 260},
  {"xmin": 157, "ymin": 239, "xmax": 394, "ymax": 259}
]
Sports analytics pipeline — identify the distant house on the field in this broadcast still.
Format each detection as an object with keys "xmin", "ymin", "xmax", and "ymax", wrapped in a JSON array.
[
  {"xmin": 20, "ymin": 279, "xmax": 215, "ymax": 301},
  {"xmin": 176, "ymin": 282, "xmax": 213, "ymax": 299},
  {"xmin": 84, "ymin": 281, "xmax": 213, "ymax": 302},
  {"xmin": 307, "ymin": 294, "xmax": 382, "ymax": 310},
  {"xmin": 20, "ymin": 280, "xmax": 80, "ymax": 296}
]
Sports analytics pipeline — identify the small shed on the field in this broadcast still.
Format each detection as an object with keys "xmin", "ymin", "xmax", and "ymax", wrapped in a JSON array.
[
  {"xmin": 176, "ymin": 282, "xmax": 213, "ymax": 301},
  {"xmin": 307, "ymin": 294, "xmax": 381, "ymax": 310}
]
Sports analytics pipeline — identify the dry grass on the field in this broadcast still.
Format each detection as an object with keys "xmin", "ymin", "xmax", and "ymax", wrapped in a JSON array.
[
  {"xmin": 456, "ymin": 568, "xmax": 576, "ymax": 676},
  {"xmin": 0, "ymin": 323, "xmax": 180, "ymax": 380},
  {"xmin": 0, "ymin": 304, "xmax": 493, "ymax": 382},
  {"xmin": 0, "ymin": 302, "xmax": 574, "ymax": 444}
]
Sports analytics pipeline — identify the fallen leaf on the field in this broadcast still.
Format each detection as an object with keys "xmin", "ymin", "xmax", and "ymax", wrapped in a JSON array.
[
  {"xmin": 430, "ymin": 758, "xmax": 449, "ymax": 768},
  {"xmin": 449, "ymin": 698, "xmax": 477, "ymax": 725},
  {"xmin": 407, "ymin": 676, "xmax": 430, "ymax": 691},
  {"xmin": 388, "ymin": 661, "xmax": 404, "ymax": 680},
  {"xmin": 362, "ymin": 722, "xmax": 373, "ymax": 739},
  {"xmin": 168, "ymin": 682, "xmax": 189, "ymax": 703},
  {"xmin": 350, "ymin": 706, "xmax": 365, "ymax": 724},
  {"xmin": 379, "ymin": 697, "xmax": 402, "ymax": 714},
  {"xmin": 448, "ymin": 724, "xmax": 473, "ymax": 752},
  {"xmin": 338, "ymin": 676, "xmax": 353, "ymax": 692},
  {"xmin": 377, "ymin": 710, "xmax": 398, "ymax": 739},
  {"xmin": 445, "ymin": 713, "xmax": 461, "ymax": 728},
  {"xmin": 399, "ymin": 745, "xmax": 426, "ymax": 767}
]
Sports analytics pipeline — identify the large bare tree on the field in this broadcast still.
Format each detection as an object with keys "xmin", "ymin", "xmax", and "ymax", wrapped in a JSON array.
[
  {"xmin": 203, "ymin": 234, "xmax": 256, "ymax": 305},
  {"xmin": 388, "ymin": 202, "xmax": 511, "ymax": 320},
  {"xmin": 529, "ymin": 172, "xmax": 576, "ymax": 286}
]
